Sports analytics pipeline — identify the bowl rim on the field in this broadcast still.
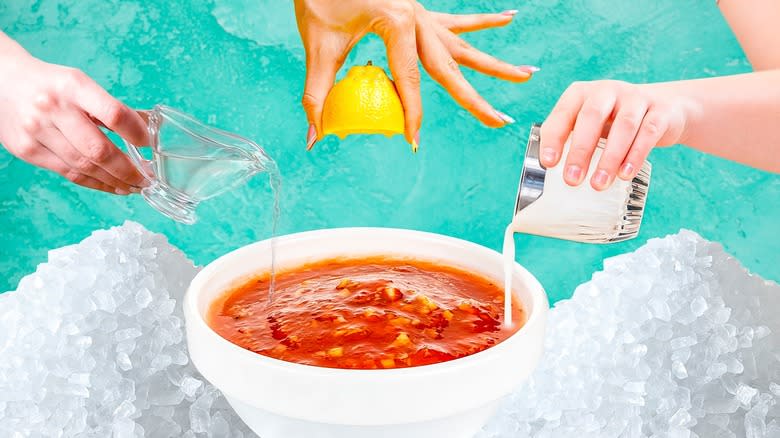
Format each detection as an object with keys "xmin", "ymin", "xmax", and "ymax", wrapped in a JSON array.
[{"xmin": 184, "ymin": 227, "xmax": 548, "ymax": 378}]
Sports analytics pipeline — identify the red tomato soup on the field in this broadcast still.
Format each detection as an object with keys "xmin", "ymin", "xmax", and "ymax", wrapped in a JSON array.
[{"xmin": 207, "ymin": 257, "xmax": 525, "ymax": 369}]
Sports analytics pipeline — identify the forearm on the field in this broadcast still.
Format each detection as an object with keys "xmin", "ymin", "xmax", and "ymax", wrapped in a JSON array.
[
  {"xmin": 648, "ymin": 70, "xmax": 780, "ymax": 173},
  {"xmin": 719, "ymin": 0, "xmax": 780, "ymax": 70}
]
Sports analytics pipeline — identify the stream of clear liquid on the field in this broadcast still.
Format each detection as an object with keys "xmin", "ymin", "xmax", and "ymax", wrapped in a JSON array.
[{"xmin": 266, "ymin": 162, "xmax": 282, "ymax": 303}]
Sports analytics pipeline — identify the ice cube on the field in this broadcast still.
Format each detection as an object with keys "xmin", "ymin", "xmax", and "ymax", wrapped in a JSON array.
[
  {"xmin": 690, "ymin": 296, "xmax": 708, "ymax": 317},
  {"xmin": 113, "ymin": 400, "xmax": 136, "ymax": 418},
  {"xmin": 754, "ymin": 326, "xmax": 770, "ymax": 339},
  {"xmin": 180, "ymin": 376, "xmax": 203, "ymax": 398},
  {"xmin": 189, "ymin": 406, "xmax": 211, "ymax": 433},
  {"xmin": 67, "ymin": 373, "xmax": 90, "ymax": 386},
  {"xmin": 671, "ymin": 336, "xmax": 697, "ymax": 350},
  {"xmin": 744, "ymin": 410, "xmax": 767, "ymax": 438},
  {"xmin": 114, "ymin": 328, "xmax": 142, "ymax": 343},
  {"xmin": 649, "ymin": 298, "xmax": 672, "ymax": 321},
  {"xmin": 669, "ymin": 407, "xmax": 693, "ymax": 427},
  {"xmin": 725, "ymin": 357, "xmax": 744, "ymax": 374},
  {"xmin": 135, "ymin": 288, "xmax": 153, "ymax": 309},
  {"xmin": 210, "ymin": 411, "xmax": 231, "ymax": 437},
  {"xmin": 112, "ymin": 418, "xmax": 136, "ymax": 438},
  {"xmin": 735, "ymin": 384, "xmax": 758, "ymax": 406},
  {"xmin": 706, "ymin": 363, "xmax": 728, "ymax": 379},
  {"xmin": 625, "ymin": 382, "xmax": 645, "ymax": 394},
  {"xmin": 711, "ymin": 307, "xmax": 732, "ymax": 324},
  {"xmin": 117, "ymin": 353, "xmax": 132, "ymax": 371},
  {"xmin": 704, "ymin": 396, "xmax": 741, "ymax": 414},
  {"xmin": 672, "ymin": 361, "xmax": 688, "ymax": 379},
  {"xmin": 149, "ymin": 389, "xmax": 185, "ymax": 407}
]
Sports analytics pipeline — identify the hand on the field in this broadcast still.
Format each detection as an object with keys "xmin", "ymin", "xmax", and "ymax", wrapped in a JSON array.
[
  {"xmin": 0, "ymin": 53, "xmax": 149, "ymax": 195},
  {"xmin": 540, "ymin": 80, "xmax": 692, "ymax": 190},
  {"xmin": 295, "ymin": 0, "xmax": 538, "ymax": 149}
]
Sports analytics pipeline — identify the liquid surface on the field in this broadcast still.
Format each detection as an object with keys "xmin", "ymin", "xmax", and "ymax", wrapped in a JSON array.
[
  {"xmin": 153, "ymin": 152, "xmax": 257, "ymax": 202},
  {"xmin": 208, "ymin": 257, "xmax": 525, "ymax": 369}
]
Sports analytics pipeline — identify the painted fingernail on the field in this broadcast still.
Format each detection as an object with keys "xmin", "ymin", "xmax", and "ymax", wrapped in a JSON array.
[
  {"xmin": 495, "ymin": 110, "xmax": 516, "ymax": 125},
  {"xmin": 306, "ymin": 124, "xmax": 317, "ymax": 151},
  {"xmin": 541, "ymin": 147, "xmax": 558, "ymax": 165},
  {"xmin": 412, "ymin": 131, "xmax": 420, "ymax": 153},
  {"xmin": 115, "ymin": 188, "xmax": 130, "ymax": 195},
  {"xmin": 592, "ymin": 169, "xmax": 609, "ymax": 188},
  {"xmin": 619, "ymin": 162, "xmax": 635, "ymax": 179},
  {"xmin": 565, "ymin": 165, "xmax": 582, "ymax": 184},
  {"xmin": 517, "ymin": 65, "xmax": 541, "ymax": 74},
  {"xmin": 501, "ymin": 10, "xmax": 519, "ymax": 16}
]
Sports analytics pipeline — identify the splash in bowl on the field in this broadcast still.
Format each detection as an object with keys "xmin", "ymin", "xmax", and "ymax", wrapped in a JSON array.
[{"xmin": 183, "ymin": 228, "xmax": 548, "ymax": 438}]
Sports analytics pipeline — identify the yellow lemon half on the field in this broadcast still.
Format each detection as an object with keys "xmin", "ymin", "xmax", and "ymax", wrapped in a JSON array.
[{"xmin": 322, "ymin": 61, "xmax": 406, "ymax": 142}]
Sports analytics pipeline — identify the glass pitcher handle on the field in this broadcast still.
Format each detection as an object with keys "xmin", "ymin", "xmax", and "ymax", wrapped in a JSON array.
[
  {"xmin": 125, "ymin": 140, "xmax": 155, "ymax": 183},
  {"xmin": 125, "ymin": 109, "xmax": 155, "ymax": 183}
]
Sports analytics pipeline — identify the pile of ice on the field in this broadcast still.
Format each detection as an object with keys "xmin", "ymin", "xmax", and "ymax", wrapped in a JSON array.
[
  {"xmin": 480, "ymin": 230, "xmax": 780, "ymax": 438},
  {"xmin": 0, "ymin": 222, "xmax": 252, "ymax": 437}
]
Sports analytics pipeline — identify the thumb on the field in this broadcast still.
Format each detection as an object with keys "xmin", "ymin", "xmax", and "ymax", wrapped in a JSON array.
[{"xmin": 302, "ymin": 43, "xmax": 342, "ymax": 150}]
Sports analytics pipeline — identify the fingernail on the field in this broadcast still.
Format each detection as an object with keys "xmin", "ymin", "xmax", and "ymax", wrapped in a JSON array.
[
  {"xmin": 619, "ymin": 162, "xmax": 634, "ymax": 179},
  {"xmin": 565, "ymin": 165, "xmax": 582, "ymax": 184},
  {"xmin": 130, "ymin": 186, "xmax": 142, "ymax": 194},
  {"xmin": 306, "ymin": 124, "xmax": 317, "ymax": 151},
  {"xmin": 592, "ymin": 169, "xmax": 609, "ymax": 188},
  {"xmin": 115, "ymin": 188, "xmax": 130, "ymax": 195},
  {"xmin": 501, "ymin": 10, "xmax": 519, "ymax": 16},
  {"xmin": 495, "ymin": 110, "xmax": 516, "ymax": 125},
  {"xmin": 412, "ymin": 131, "xmax": 420, "ymax": 153},
  {"xmin": 541, "ymin": 147, "xmax": 557, "ymax": 165},
  {"xmin": 517, "ymin": 65, "xmax": 541, "ymax": 74}
]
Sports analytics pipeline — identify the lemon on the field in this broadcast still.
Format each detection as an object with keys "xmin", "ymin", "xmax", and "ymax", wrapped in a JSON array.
[{"xmin": 322, "ymin": 61, "xmax": 411, "ymax": 149}]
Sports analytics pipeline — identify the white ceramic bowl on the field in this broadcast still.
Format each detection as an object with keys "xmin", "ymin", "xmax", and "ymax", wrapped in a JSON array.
[{"xmin": 184, "ymin": 228, "xmax": 548, "ymax": 438}]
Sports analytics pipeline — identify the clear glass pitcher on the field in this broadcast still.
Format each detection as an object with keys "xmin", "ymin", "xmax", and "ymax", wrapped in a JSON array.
[
  {"xmin": 125, "ymin": 105, "xmax": 276, "ymax": 224},
  {"xmin": 511, "ymin": 123, "xmax": 652, "ymax": 243}
]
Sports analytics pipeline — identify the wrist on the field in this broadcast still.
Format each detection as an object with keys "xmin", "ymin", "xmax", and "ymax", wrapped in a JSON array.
[
  {"xmin": 639, "ymin": 82, "xmax": 702, "ymax": 146},
  {"xmin": 675, "ymin": 94, "xmax": 703, "ymax": 147}
]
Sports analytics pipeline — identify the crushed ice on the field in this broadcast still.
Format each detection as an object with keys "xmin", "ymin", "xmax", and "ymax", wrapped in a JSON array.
[
  {"xmin": 1, "ymin": 224, "xmax": 778, "ymax": 437},
  {"xmin": 0, "ymin": 222, "xmax": 252, "ymax": 437},
  {"xmin": 479, "ymin": 230, "xmax": 780, "ymax": 438}
]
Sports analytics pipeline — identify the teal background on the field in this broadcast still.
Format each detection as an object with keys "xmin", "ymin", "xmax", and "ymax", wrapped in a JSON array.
[{"xmin": 1, "ymin": 1, "xmax": 778, "ymax": 302}]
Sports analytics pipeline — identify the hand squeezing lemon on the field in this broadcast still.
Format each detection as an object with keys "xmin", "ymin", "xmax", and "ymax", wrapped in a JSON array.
[{"xmin": 320, "ymin": 62, "xmax": 418, "ymax": 153}]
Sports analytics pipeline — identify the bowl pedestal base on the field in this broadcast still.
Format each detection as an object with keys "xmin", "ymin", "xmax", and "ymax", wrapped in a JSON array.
[{"xmin": 227, "ymin": 396, "xmax": 501, "ymax": 438}]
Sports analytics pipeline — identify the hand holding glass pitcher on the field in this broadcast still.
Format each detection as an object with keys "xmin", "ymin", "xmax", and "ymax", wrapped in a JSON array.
[
  {"xmin": 0, "ymin": 31, "xmax": 148, "ymax": 195},
  {"xmin": 125, "ymin": 106, "xmax": 277, "ymax": 225}
]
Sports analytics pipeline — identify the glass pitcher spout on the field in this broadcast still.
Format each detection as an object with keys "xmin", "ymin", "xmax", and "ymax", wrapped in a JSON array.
[
  {"xmin": 125, "ymin": 105, "xmax": 277, "ymax": 224},
  {"xmin": 247, "ymin": 146, "xmax": 275, "ymax": 173}
]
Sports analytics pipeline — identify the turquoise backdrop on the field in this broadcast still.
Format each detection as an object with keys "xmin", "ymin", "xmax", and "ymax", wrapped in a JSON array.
[{"xmin": 2, "ymin": 0, "xmax": 778, "ymax": 302}]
